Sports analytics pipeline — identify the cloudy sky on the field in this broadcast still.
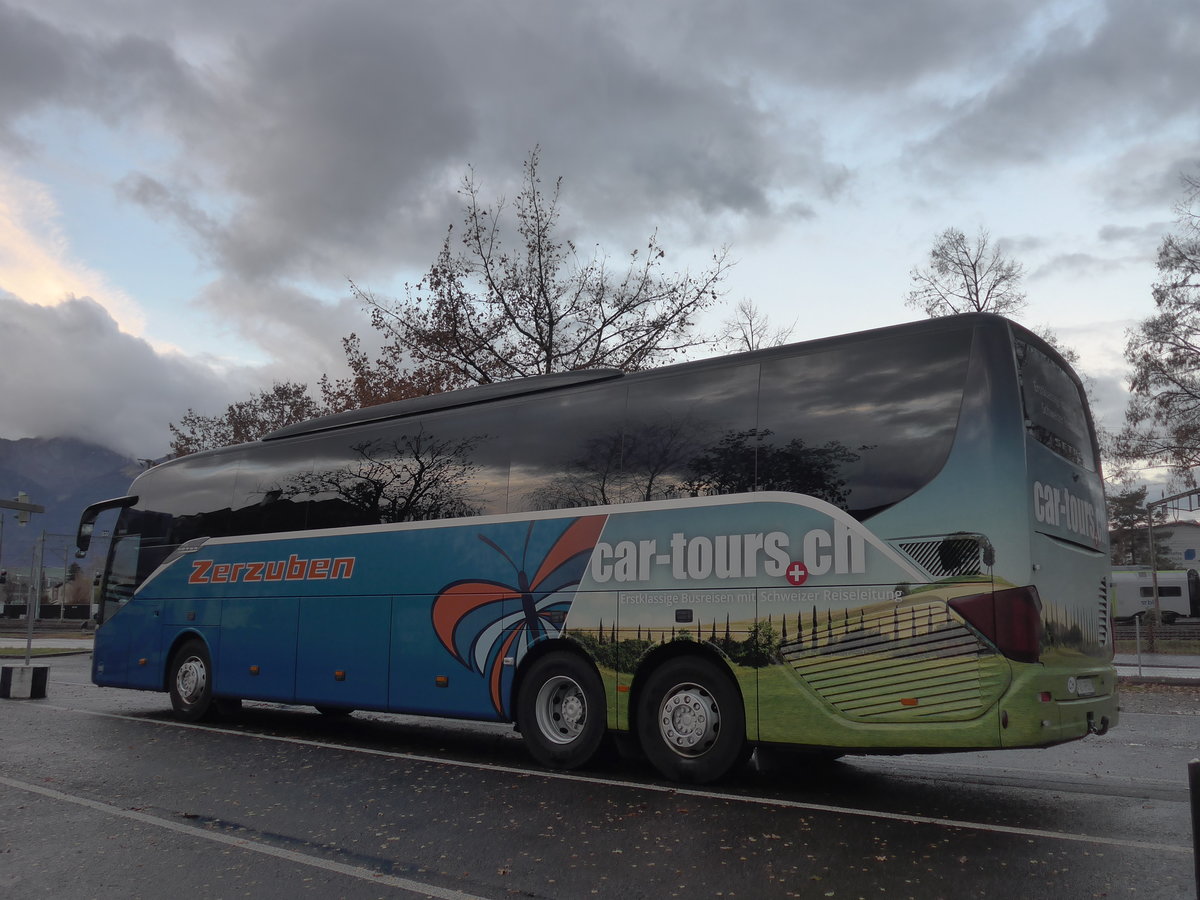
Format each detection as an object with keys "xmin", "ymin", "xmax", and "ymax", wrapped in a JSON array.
[{"xmin": 0, "ymin": 0, "xmax": 1197, "ymax": 460}]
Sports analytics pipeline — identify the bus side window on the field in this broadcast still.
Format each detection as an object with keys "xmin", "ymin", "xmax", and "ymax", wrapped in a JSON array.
[
  {"xmin": 757, "ymin": 331, "xmax": 972, "ymax": 519},
  {"xmin": 622, "ymin": 364, "xmax": 759, "ymax": 500},
  {"xmin": 508, "ymin": 383, "xmax": 628, "ymax": 512}
]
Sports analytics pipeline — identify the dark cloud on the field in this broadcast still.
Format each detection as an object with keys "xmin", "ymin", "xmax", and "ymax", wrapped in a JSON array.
[
  {"xmin": 1097, "ymin": 149, "xmax": 1200, "ymax": 212},
  {"xmin": 0, "ymin": 2, "xmax": 200, "ymax": 152},
  {"xmin": 2, "ymin": 1, "xmax": 846, "ymax": 282},
  {"xmin": 0, "ymin": 293, "xmax": 263, "ymax": 456},
  {"xmin": 649, "ymin": 0, "xmax": 1039, "ymax": 89},
  {"xmin": 1, "ymin": 0, "xmax": 1194, "ymax": 451},
  {"xmin": 911, "ymin": 0, "xmax": 1200, "ymax": 171},
  {"xmin": 192, "ymin": 276, "xmax": 368, "ymax": 384}
]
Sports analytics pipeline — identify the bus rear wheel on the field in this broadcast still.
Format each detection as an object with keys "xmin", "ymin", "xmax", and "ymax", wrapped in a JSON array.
[
  {"xmin": 168, "ymin": 638, "xmax": 215, "ymax": 722},
  {"xmin": 636, "ymin": 656, "xmax": 746, "ymax": 784},
  {"xmin": 517, "ymin": 652, "xmax": 606, "ymax": 771}
]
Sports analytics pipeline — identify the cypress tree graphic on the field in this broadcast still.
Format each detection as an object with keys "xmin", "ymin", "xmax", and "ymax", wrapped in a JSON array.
[
  {"xmin": 710, "ymin": 619, "xmax": 718, "ymax": 642},
  {"xmin": 723, "ymin": 614, "xmax": 731, "ymax": 650},
  {"xmin": 637, "ymin": 624, "xmax": 642, "ymax": 641},
  {"xmin": 796, "ymin": 610, "xmax": 804, "ymax": 649},
  {"xmin": 781, "ymin": 613, "xmax": 788, "ymax": 643},
  {"xmin": 598, "ymin": 619, "xmax": 605, "ymax": 645},
  {"xmin": 612, "ymin": 621, "xmax": 618, "ymax": 643}
]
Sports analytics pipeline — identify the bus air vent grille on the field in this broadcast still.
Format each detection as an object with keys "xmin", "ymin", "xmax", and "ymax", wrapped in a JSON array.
[
  {"xmin": 897, "ymin": 537, "xmax": 983, "ymax": 578},
  {"xmin": 780, "ymin": 601, "xmax": 1001, "ymax": 722},
  {"xmin": 1097, "ymin": 577, "xmax": 1111, "ymax": 645}
]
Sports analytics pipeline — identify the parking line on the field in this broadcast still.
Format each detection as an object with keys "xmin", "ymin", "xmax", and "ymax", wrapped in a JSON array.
[
  {"xmin": 0, "ymin": 773, "xmax": 490, "ymax": 899},
  {"xmin": 30, "ymin": 703, "xmax": 1193, "ymax": 856}
]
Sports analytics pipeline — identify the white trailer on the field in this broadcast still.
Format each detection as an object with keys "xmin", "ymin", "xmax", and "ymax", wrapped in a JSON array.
[{"xmin": 1110, "ymin": 567, "xmax": 1200, "ymax": 624}]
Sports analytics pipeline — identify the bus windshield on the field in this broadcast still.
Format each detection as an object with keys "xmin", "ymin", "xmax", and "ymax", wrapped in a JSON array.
[{"xmin": 1015, "ymin": 337, "xmax": 1095, "ymax": 471}]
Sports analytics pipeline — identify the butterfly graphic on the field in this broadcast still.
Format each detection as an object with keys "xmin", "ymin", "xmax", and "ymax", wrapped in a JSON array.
[{"xmin": 431, "ymin": 516, "xmax": 607, "ymax": 717}]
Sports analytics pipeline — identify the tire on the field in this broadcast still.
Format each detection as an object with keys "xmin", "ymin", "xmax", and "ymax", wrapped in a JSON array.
[
  {"xmin": 636, "ymin": 655, "xmax": 746, "ymax": 784},
  {"xmin": 516, "ymin": 652, "xmax": 607, "ymax": 771},
  {"xmin": 168, "ymin": 638, "xmax": 215, "ymax": 722}
]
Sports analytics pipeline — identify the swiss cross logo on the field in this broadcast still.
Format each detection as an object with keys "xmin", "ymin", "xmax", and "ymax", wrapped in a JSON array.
[{"xmin": 785, "ymin": 561, "xmax": 809, "ymax": 586}]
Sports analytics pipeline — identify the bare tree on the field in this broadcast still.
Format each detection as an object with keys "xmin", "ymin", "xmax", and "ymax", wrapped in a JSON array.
[
  {"xmin": 354, "ymin": 147, "xmax": 731, "ymax": 384},
  {"xmin": 317, "ymin": 333, "xmax": 463, "ymax": 413},
  {"xmin": 717, "ymin": 298, "xmax": 796, "ymax": 352},
  {"xmin": 905, "ymin": 227, "xmax": 1027, "ymax": 318},
  {"xmin": 1119, "ymin": 171, "xmax": 1200, "ymax": 482}
]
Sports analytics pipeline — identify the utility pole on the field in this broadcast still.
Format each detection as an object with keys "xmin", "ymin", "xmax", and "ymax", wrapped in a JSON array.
[{"xmin": 0, "ymin": 494, "xmax": 48, "ymax": 700}]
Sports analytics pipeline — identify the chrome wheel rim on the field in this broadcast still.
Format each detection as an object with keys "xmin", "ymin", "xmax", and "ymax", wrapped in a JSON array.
[
  {"xmin": 175, "ymin": 655, "xmax": 207, "ymax": 705},
  {"xmin": 534, "ymin": 675, "xmax": 588, "ymax": 745},
  {"xmin": 658, "ymin": 682, "xmax": 720, "ymax": 758}
]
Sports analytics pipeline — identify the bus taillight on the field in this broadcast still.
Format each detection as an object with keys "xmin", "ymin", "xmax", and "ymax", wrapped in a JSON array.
[{"xmin": 949, "ymin": 586, "xmax": 1043, "ymax": 664}]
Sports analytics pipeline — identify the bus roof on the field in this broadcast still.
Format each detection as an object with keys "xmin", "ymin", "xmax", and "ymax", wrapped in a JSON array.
[
  {"xmin": 261, "ymin": 314, "xmax": 1027, "ymax": 444},
  {"xmin": 263, "ymin": 368, "xmax": 624, "ymax": 441}
]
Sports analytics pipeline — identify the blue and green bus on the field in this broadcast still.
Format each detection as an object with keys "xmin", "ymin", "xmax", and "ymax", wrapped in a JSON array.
[{"xmin": 78, "ymin": 313, "xmax": 1116, "ymax": 783}]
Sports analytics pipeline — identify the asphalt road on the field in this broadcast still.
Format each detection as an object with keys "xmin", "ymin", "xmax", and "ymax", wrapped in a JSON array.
[{"xmin": 1, "ymin": 654, "xmax": 1197, "ymax": 899}]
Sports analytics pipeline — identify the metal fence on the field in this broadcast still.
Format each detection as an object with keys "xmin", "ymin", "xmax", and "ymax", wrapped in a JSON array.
[{"xmin": 1112, "ymin": 622, "xmax": 1200, "ymax": 661}]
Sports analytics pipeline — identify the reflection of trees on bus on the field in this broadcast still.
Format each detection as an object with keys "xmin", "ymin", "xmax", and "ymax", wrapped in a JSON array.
[
  {"xmin": 283, "ymin": 428, "xmax": 485, "ymax": 524},
  {"xmin": 685, "ymin": 429, "xmax": 860, "ymax": 508},
  {"xmin": 527, "ymin": 418, "xmax": 700, "ymax": 508},
  {"xmin": 528, "ymin": 424, "xmax": 861, "ymax": 511}
]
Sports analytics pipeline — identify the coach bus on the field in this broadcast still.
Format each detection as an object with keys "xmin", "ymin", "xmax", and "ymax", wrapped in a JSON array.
[{"xmin": 77, "ymin": 313, "xmax": 1117, "ymax": 783}]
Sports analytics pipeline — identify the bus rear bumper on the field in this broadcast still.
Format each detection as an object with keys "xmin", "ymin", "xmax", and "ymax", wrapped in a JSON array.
[{"xmin": 999, "ymin": 665, "xmax": 1120, "ymax": 748}]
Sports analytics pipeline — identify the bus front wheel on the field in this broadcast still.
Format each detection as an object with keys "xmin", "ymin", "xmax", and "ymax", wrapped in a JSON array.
[
  {"xmin": 517, "ymin": 652, "xmax": 607, "ymax": 771},
  {"xmin": 168, "ymin": 638, "xmax": 215, "ymax": 722},
  {"xmin": 636, "ymin": 656, "xmax": 747, "ymax": 784}
]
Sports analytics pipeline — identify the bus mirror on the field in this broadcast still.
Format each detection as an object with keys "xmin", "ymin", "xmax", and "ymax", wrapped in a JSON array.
[
  {"xmin": 76, "ymin": 495, "xmax": 138, "ymax": 557},
  {"xmin": 76, "ymin": 521, "xmax": 94, "ymax": 557}
]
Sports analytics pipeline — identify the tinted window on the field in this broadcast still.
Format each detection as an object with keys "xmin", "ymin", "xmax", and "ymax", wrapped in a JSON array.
[
  {"xmin": 509, "ymin": 383, "xmax": 628, "ymax": 511},
  {"xmin": 1016, "ymin": 337, "xmax": 1095, "ymax": 470},
  {"xmin": 230, "ymin": 439, "xmax": 316, "ymax": 533},
  {"xmin": 624, "ymin": 364, "xmax": 760, "ymax": 498},
  {"xmin": 130, "ymin": 453, "xmax": 241, "ymax": 550},
  {"xmin": 300, "ymin": 413, "xmax": 503, "ymax": 524},
  {"xmin": 757, "ymin": 329, "xmax": 972, "ymax": 519}
]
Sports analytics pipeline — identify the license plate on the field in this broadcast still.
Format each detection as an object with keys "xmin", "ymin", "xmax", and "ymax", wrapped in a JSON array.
[{"xmin": 1075, "ymin": 677, "xmax": 1095, "ymax": 697}]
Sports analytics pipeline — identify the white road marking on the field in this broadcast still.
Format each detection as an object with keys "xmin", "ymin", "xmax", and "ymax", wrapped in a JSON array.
[
  {"xmin": 25, "ymin": 702, "xmax": 1194, "ymax": 856},
  {"xmin": 0, "ymin": 773, "xmax": 489, "ymax": 900}
]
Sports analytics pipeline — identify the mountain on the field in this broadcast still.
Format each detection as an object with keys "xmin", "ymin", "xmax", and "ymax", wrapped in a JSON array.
[{"xmin": 0, "ymin": 437, "xmax": 140, "ymax": 573}]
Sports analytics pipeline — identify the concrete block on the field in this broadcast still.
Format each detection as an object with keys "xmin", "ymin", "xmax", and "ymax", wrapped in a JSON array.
[{"xmin": 0, "ymin": 664, "xmax": 49, "ymax": 699}]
